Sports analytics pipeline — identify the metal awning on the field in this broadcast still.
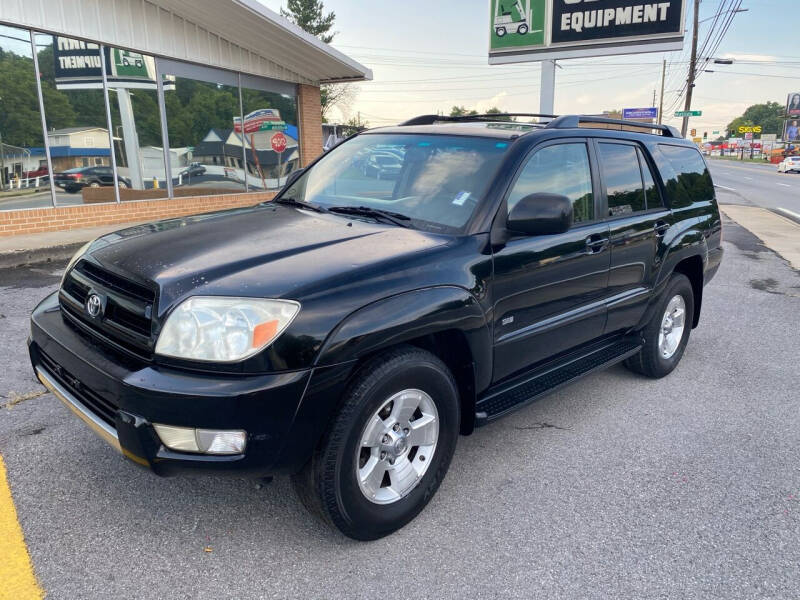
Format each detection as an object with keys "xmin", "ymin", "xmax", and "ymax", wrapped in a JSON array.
[{"xmin": 2, "ymin": 0, "xmax": 372, "ymax": 85}]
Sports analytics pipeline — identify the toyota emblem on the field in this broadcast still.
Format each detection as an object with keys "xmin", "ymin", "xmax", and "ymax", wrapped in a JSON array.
[{"xmin": 85, "ymin": 293, "xmax": 103, "ymax": 318}]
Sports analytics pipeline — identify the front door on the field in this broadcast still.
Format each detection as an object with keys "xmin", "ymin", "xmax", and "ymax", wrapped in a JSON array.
[
  {"xmin": 594, "ymin": 141, "xmax": 672, "ymax": 334},
  {"xmin": 491, "ymin": 140, "xmax": 611, "ymax": 383}
]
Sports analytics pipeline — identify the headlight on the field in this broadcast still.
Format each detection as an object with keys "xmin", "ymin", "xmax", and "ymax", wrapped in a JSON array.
[
  {"xmin": 61, "ymin": 240, "xmax": 93, "ymax": 286},
  {"xmin": 155, "ymin": 297, "xmax": 300, "ymax": 362}
]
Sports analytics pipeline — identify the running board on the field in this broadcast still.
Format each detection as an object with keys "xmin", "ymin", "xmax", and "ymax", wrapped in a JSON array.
[{"xmin": 475, "ymin": 337, "xmax": 642, "ymax": 426}]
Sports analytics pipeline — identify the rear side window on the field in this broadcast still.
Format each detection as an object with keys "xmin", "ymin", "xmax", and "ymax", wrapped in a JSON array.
[
  {"xmin": 655, "ymin": 144, "xmax": 714, "ymax": 208},
  {"xmin": 597, "ymin": 143, "xmax": 645, "ymax": 216},
  {"xmin": 508, "ymin": 143, "xmax": 594, "ymax": 223}
]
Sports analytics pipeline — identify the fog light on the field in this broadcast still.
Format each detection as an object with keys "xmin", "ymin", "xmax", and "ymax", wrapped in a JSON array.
[{"xmin": 153, "ymin": 424, "xmax": 246, "ymax": 455}]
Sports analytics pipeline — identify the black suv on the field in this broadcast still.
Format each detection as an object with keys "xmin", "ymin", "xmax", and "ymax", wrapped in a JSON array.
[
  {"xmin": 29, "ymin": 114, "xmax": 723, "ymax": 540},
  {"xmin": 54, "ymin": 166, "xmax": 131, "ymax": 193}
]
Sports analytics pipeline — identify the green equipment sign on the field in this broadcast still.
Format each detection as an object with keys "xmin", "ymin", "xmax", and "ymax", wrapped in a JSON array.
[
  {"xmin": 674, "ymin": 110, "xmax": 702, "ymax": 117},
  {"xmin": 490, "ymin": 0, "xmax": 546, "ymax": 51}
]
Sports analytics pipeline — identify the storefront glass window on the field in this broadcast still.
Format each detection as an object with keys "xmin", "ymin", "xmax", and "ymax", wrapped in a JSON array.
[
  {"xmin": 163, "ymin": 67, "xmax": 245, "ymax": 195},
  {"xmin": 0, "ymin": 25, "xmax": 53, "ymax": 210},
  {"xmin": 35, "ymin": 33, "xmax": 116, "ymax": 206},
  {"xmin": 106, "ymin": 47, "xmax": 167, "ymax": 200},
  {"xmin": 239, "ymin": 84, "xmax": 299, "ymax": 190}
]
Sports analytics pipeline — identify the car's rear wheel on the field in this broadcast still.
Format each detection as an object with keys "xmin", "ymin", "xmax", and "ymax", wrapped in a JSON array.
[
  {"xmin": 625, "ymin": 273, "xmax": 694, "ymax": 378},
  {"xmin": 292, "ymin": 346, "xmax": 460, "ymax": 540}
]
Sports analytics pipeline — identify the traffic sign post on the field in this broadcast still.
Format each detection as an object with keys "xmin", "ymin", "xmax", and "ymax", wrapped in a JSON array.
[
  {"xmin": 271, "ymin": 132, "xmax": 287, "ymax": 183},
  {"xmin": 675, "ymin": 110, "xmax": 702, "ymax": 117}
]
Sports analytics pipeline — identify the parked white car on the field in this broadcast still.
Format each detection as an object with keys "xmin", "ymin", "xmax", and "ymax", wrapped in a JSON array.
[{"xmin": 777, "ymin": 156, "xmax": 800, "ymax": 173}]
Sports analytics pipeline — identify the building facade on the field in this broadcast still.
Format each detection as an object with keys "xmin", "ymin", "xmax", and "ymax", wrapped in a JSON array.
[{"xmin": 0, "ymin": 0, "xmax": 370, "ymax": 236}]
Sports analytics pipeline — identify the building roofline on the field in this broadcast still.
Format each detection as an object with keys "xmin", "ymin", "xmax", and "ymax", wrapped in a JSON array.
[{"xmin": 233, "ymin": 0, "xmax": 372, "ymax": 83}]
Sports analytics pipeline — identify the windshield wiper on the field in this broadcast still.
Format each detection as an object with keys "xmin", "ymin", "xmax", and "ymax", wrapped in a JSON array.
[
  {"xmin": 327, "ymin": 205, "xmax": 411, "ymax": 228},
  {"xmin": 273, "ymin": 197, "xmax": 328, "ymax": 213}
]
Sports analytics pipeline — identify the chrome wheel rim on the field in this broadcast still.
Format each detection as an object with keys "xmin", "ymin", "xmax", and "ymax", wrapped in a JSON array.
[
  {"xmin": 658, "ymin": 294, "xmax": 686, "ymax": 359},
  {"xmin": 356, "ymin": 389, "xmax": 439, "ymax": 505}
]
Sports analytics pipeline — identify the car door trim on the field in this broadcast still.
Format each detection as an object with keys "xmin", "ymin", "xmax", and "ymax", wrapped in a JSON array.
[{"xmin": 496, "ymin": 286, "xmax": 649, "ymax": 345}]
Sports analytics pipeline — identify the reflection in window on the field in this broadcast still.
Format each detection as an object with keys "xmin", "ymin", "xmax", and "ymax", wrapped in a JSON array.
[
  {"xmin": 0, "ymin": 25, "xmax": 53, "ymax": 210},
  {"xmin": 638, "ymin": 148, "xmax": 663, "ymax": 209},
  {"xmin": 164, "ymin": 75, "xmax": 244, "ymax": 195},
  {"xmin": 657, "ymin": 144, "xmax": 713, "ymax": 208},
  {"xmin": 106, "ymin": 47, "xmax": 166, "ymax": 199},
  {"xmin": 508, "ymin": 143, "xmax": 594, "ymax": 223},
  {"xmin": 36, "ymin": 33, "xmax": 116, "ymax": 206},
  {"xmin": 240, "ymin": 87, "xmax": 299, "ymax": 190},
  {"xmin": 598, "ymin": 143, "xmax": 645, "ymax": 216}
]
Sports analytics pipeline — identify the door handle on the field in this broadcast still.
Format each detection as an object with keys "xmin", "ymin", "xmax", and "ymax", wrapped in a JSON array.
[
  {"xmin": 654, "ymin": 221, "xmax": 670, "ymax": 237},
  {"xmin": 585, "ymin": 235, "xmax": 609, "ymax": 254}
]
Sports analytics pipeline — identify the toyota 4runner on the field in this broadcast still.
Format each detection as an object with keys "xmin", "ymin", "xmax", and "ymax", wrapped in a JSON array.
[{"xmin": 29, "ymin": 114, "xmax": 723, "ymax": 540}]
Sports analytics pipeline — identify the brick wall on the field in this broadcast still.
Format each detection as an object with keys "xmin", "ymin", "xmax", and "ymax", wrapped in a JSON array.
[
  {"xmin": 297, "ymin": 84, "xmax": 323, "ymax": 167},
  {"xmin": 0, "ymin": 192, "xmax": 275, "ymax": 237}
]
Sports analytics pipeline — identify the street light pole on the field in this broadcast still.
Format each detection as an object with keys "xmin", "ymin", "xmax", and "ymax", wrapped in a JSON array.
[
  {"xmin": 681, "ymin": 0, "xmax": 700, "ymax": 138},
  {"xmin": 658, "ymin": 59, "xmax": 666, "ymax": 125}
]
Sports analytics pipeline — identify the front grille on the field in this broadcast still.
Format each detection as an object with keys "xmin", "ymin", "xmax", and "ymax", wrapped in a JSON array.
[
  {"xmin": 60, "ymin": 260, "xmax": 157, "ymax": 359},
  {"xmin": 38, "ymin": 349, "xmax": 119, "ymax": 428}
]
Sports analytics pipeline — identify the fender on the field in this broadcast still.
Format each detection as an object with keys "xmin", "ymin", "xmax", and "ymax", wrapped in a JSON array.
[
  {"xmin": 636, "ymin": 220, "xmax": 708, "ymax": 330},
  {"xmin": 315, "ymin": 286, "xmax": 492, "ymax": 392}
]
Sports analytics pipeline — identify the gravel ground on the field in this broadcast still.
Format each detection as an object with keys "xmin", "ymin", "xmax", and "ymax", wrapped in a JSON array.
[{"xmin": 0, "ymin": 215, "xmax": 798, "ymax": 599}]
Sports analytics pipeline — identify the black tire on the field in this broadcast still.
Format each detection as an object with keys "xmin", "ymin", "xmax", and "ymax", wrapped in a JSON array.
[
  {"xmin": 292, "ymin": 346, "xmax": 460, "ymax": 540},
  {"xmin": 496, "ymin": 27, "xmax": 506, "ymax": 37},
  {"xmin": 625, "ymin": 273, "xmax": 694, "ymax": 378},
  {"xmin": 517, "ymin": 24, "xmax": 529, "ymax": 34}
]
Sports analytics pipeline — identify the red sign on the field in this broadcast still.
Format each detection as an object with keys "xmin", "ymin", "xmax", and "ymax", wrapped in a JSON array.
[{"xmin": 271, "ymin": 132, "xmax": 287, "ymax": 154}]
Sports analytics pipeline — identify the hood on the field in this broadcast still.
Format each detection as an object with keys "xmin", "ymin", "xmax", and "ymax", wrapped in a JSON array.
[{"xmin": 86, "ymin": 204, "xmax": 447, "ymax": 315}]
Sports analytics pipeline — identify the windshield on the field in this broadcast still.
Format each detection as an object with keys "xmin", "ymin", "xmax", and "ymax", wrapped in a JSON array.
[{"xmin": 280, "ymin": 133, "xmax": 510, "ymax": 233}]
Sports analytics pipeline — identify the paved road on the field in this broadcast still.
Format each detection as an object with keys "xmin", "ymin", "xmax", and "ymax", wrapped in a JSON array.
[
  {"xmin": 707, "ymin": 159, "xmax": 800, "ymax": 217},
  {"xmin": 1, "ymin": 219, "xmax": 799, "ymax": 598}
]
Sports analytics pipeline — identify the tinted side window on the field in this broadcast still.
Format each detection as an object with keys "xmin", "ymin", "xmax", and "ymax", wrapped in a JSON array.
[
  {"xmin": 656, "ymin": 144, "xmax": 714, "ymax": 208},
  {"xmin": 508, "ymin": 143, "xmax": 593, "ymax": 223},
  {"xmin": 598, "ymin": 143, "xmax": 645, "ymax": 216},
  {"xmin": 637, "ymin": 148, "xmax": 663, "ymax": 209}
]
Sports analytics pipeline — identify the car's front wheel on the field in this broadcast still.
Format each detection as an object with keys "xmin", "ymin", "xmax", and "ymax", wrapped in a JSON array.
[
  {"xmin": 292, "ymin": 346, "xmax": 460, "ymax": 540},
  {"xmin": 625, "ymin": 273, "xmax": 694, "ymax": 378}
]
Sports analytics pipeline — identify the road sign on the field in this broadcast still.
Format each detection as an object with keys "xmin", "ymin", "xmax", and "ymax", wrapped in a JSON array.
[
  {"xmin": 674, "ymin": 110, "xmax": 702, "ymax": 117},
  {"xmin": 234, "ymin": 108, "xmax": 287, "ymax": 134},
  {"xmin": 712, "ymin": 130, "xmax": 720, "ymax": 135},
  {"xmin": 271, "ymin": 132, "xmax": 287, "ymax": 154},
  {"xmin": 622, "ymin": 107, "xmax": 658, "ymax": 120}
]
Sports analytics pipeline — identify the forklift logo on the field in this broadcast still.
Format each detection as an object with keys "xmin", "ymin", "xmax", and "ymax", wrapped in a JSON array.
[{"xmin": 490, "ymin": 0, "xmax": 545, "ymax": 49}]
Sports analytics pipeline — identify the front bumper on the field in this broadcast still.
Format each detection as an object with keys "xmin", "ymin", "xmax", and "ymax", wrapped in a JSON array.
[{"xmin": 28, "ymin": 292, "xmax": 343, "ymax": 477}]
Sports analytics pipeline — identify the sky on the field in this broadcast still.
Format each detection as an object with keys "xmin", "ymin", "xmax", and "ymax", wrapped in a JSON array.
[{"xmin": 257, "ymin": 0, "xmax": 797, "ymax": 135}]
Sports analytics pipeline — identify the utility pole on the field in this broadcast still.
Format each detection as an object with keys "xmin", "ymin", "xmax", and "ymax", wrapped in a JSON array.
[
  {"xmin": 681, "ymin": 0, "xmax": 700, "ymax": 137},
  {"xmin": 658, "ymin": 59, "xmax": 666, "ymax": 124},
  {"xmin": 652, "ymin": 89, "xmax": 656, "ymax": 108}
]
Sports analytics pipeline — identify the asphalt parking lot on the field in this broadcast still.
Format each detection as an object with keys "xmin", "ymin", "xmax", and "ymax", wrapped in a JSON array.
[{"xmin": 1, "ymin": 215, "xmax": 799, "ymax": 599}]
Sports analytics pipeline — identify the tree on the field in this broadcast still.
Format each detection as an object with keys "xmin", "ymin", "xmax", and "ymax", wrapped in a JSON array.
[
  {"xmin": 485, "ymin": 107, "xmax": 512, "ymax": 121},
  {"xmin": 450, "ymin": 106, "xmax": 478, "ymax": 117},
  {"xmin": 321, "ymin": 84, "xmax": 356, "ymax": 122},
  {"xmin": 280, "ymin": 0, "xmax": 336, "ymax": 44},
  {"xmin": 725, "ymin": 102, "xmax": 784, "ymax": 137}
]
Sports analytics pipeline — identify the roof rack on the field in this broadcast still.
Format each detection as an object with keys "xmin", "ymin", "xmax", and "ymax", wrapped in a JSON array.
[
  {"xmin": 546, "ymin": 115, "xmax": 681, "ymax": 138},
  {"xmin": 399, "ymin": 113, "xmax": 557, "ymax": 126}
]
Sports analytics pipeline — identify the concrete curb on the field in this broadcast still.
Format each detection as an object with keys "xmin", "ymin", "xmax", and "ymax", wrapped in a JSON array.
[{"xmin": 0, "ymin": 242, "xmax": 84, "ymax": 270}]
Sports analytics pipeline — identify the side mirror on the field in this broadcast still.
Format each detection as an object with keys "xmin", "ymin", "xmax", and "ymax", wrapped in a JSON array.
[
  {"xmin": 281, "ymin": 167, "xmax": 306, "ymax": 191},
  {"xmin": 507, "ymin": 192, "xmax": 573, "ymax": 236}
]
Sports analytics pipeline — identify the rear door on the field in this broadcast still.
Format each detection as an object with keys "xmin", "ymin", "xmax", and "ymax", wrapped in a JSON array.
[
  {"xmin": 491, "ymin": 139, "xmax": 611, "ymax": 383},
  {"xmin": 95, "ymin": 167, "xmax": 114, "ymax": 185},
  {"xmin": 594, "ymin": 140, "xmax": 672, "ymax": 335}
]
